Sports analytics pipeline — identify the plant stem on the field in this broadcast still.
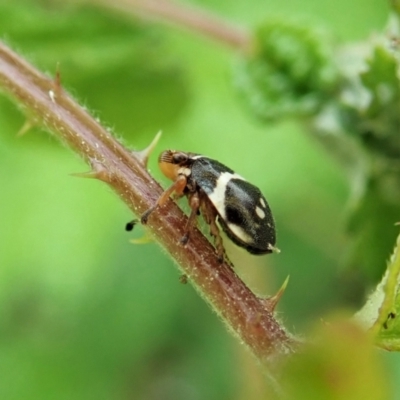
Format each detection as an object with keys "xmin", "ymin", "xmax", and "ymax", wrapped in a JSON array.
[
  {"xmin": 0, "ymin": 42, "xmax": 295, "ymax": 365},
  {"xmin": 90, "ymin": 0, "xmax": 251, "ymax": 50}
]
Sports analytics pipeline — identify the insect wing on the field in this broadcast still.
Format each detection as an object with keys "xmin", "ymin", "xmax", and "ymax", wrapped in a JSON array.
[
  {"xmin": 191, "ymin": 157, "xmax": 275, "ymax": 254},
  {"xmin": 222, "ymin": 178, "xmax": 276, "ymax": 254}
]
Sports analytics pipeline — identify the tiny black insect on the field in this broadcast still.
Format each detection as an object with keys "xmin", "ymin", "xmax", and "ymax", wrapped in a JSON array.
[{"xmin": 127, "ymin": 150, "xmax": 277, "ymax": 260}]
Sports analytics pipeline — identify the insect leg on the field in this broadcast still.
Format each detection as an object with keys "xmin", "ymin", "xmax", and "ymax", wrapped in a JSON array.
[
  {"xmin": 208, "ymin": 217, "xmax": 225, "ymax": 263},
  {"xmin": 201, "ymin": 198, "xmax": 225, "ymax": 263},
  {"xmin": 141, "ymin": 174, "xmax": 187, "ymax": 224},
  {"xmin": 180, "ymin": 192, "xmax": 200, "ymax": 245}
]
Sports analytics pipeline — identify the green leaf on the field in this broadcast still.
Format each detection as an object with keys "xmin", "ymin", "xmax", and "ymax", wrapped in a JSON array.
[
  {"xmin": 336, "ymin": 42, "xmax": 400, "ymax": 281},
  {"xmin": 235, "ymin": 19, "xmax": 340, "ymax": 121},
  {"xmin": 346, "ymin": 174, "xmax": 400, "ymax": 282},
  {"xmin": 343, "ymin": 45, "xmax": 400, "ymax": 159},
  {"xmin": 356, "ymin": 229, "xmax": 400, "ymax": 351}
]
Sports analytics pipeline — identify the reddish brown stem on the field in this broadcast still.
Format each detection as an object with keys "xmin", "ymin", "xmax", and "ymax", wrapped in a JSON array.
[
  {"xmin": 0, "ymin": 42, "xmax": 295, "ymax": 364},
  {"xmin": 91, "ymin": 0, "xmax": 251, "ymax": 50}
]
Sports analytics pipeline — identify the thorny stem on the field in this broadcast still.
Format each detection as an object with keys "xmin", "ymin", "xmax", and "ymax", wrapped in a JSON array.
[
  {"xmin": 0, "ymin": 42, "xmax": 295, "ymax": 364},
  {"xmin": 90, "ymin": 0, "xmax": 251, "ymax": 50}
]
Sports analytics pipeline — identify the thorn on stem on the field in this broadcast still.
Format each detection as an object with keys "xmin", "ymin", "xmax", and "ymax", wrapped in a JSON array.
[
  {"xmin": 260, "ymin": 275, "xmax": 290, "ymax": 313},
  {"xmin": 16, "ymin": 119, "xmax": 35, "ymax": 137},
  {"xmin": 54, "ymin": 62, "xmax": 62, "ymax": 91},
  {"xmin": 70, "ymin": 159, "xmax": 110, "ymax": 182},
  {"xmin": 129, "ymin": 233, "xmax": 153, "ymax": 244},
  {"xmin": 48, "ymin": 63, "xmax": 63, "ymax": 103},
  {"xmin": 132, "ymin": 130, "xmax": 162, "ymax": 167}
]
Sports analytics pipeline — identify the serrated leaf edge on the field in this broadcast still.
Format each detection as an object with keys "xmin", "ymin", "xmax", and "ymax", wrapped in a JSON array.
[{"xmin": 354, "ymin": 230, "xmax": 400, "ymax": 338}]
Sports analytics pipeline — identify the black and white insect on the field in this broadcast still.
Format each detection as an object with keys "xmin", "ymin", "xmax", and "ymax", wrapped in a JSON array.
[{"xmin": 127, "ymin": 150, "xmax": 277, "ymax": 261}]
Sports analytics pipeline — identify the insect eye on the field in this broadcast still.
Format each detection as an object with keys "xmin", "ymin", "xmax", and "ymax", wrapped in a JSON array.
[{"xmin": 172, "ymin": 153, "xmax": 188, "ymax": 164}]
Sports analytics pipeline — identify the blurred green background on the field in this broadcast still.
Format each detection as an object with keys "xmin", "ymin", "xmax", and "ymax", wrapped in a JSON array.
[{"xmin": 0, "ymin": 0, "xmax": 397, "ymax": 399}]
